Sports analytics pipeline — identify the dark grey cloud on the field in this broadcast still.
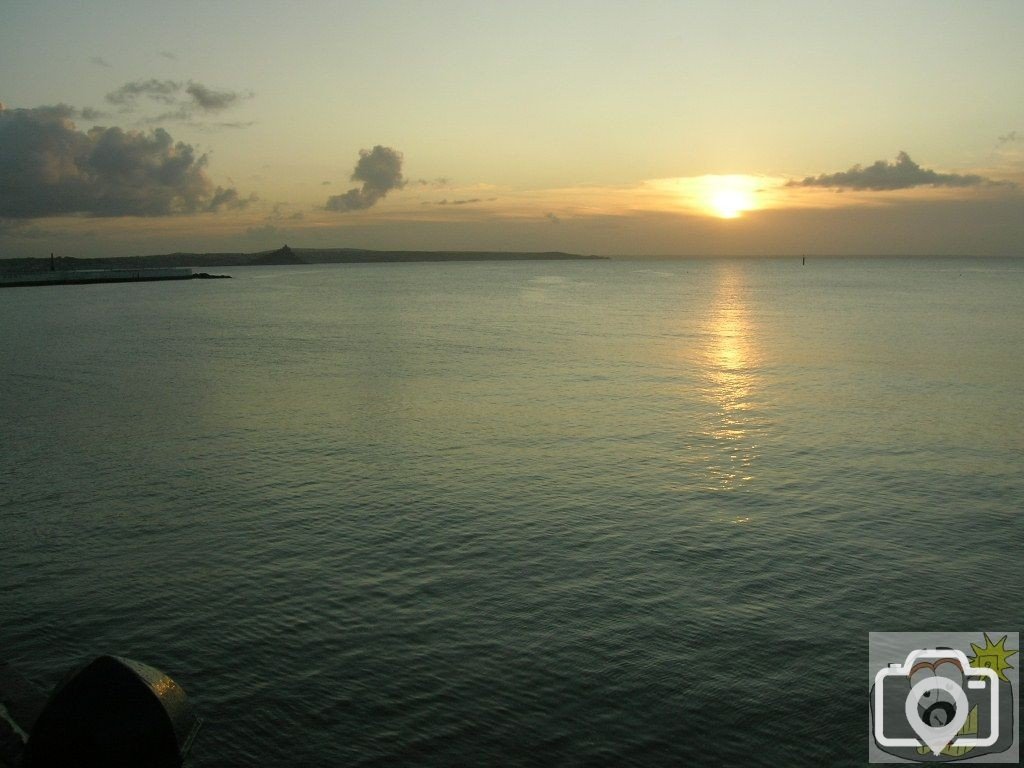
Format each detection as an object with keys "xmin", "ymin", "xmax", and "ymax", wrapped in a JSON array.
[
  {"xmin": 325, "ymin": 145, "xmax": 406, "ymax": 212},
  {"xmin": 787, "ymin": 151, "xmax": 996, "ymax": 191},
  {"xmin": 209, "ymin": 120, "xmax": 255, "ymax": 130},
  {"xmin": 159, "ymin": 50, "xmax": 177, "ymax": 60},
  {"xmin": 415, "ymin": 176, "xmax": 451, "ymax": 187},
  {"xmin": 17, "ymin": 103, "xmax": 104, "ymax": 122},
  {"xmin": 90, "ymin": 56, "xmax": 112, "ymax": 68},
  {"xmin": 107, "ymin": 79, "xmax": 182, "ymax": 107},
  {"xmin": 37, "ymin": 104, "xmax": 78, "ymax": 119},
  {"xmin": 106, "ymin": 79, "xmax": 252, "ymax": 123},
  {"xmin": 545, "ymin": 212, "xmax": 561, "ymax": 224},
  {"xmin": 207, "ymin": 186, "xmax": 257, "ymax": 212},
  {"xmin": 325, "ymin": 188, "xmax": 374, "ymax": 212},
  {"xmin": 998, "ymin": 131, "xmax": 1020, "ymax": 145},
  {"xmin": 185, "ymin": 82, "xmax": 243, "ymax": 111},
  {"xmin": 0, "ymin": 103, "xmax": 247, "ymax": 218}
]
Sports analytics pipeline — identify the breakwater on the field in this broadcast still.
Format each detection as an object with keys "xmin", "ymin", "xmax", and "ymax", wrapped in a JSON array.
[{"xmin": 0, "ymin": 268, "xmax": 226, "ymax": 288}]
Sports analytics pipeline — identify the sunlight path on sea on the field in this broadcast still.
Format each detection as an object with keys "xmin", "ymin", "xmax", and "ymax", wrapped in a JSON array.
[{"xmin": 698, "ymin": 264, "xmax": 763, "ymax": 497}]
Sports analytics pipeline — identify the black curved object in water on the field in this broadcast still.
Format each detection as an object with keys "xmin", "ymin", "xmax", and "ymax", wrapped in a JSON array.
[{"xmin": 24, "ymin": 655, "xmax": 201, "ymax": 768}]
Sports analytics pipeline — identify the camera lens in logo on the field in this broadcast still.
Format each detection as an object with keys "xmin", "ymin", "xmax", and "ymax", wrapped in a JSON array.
[
  {"xmin": 910, "ymin": 658, "xmax": 964, "ymax": 728},
  {"xmin": 905, "ymin": 676, "xmax": 970, "ymax": 756}
]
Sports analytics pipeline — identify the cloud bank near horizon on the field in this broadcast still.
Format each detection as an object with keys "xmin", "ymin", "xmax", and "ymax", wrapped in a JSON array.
[
  {"xmin": 787, "ymin": 151, "xmax": 1005, "ymax": 191},
  {"xmin": 0, "ymin": 103, "xmax": 251, "ymax": 219}
]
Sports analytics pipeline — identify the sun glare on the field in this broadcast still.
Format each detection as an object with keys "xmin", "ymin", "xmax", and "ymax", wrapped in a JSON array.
[{"xmin": 704, "ymin": 176, "xmax": 758, "ymax": 219}]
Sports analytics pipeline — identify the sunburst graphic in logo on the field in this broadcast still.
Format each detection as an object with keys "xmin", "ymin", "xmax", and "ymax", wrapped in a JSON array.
[{"xmin": 969, "ymin": 632, "xmax": 1017, "ymax": 683}]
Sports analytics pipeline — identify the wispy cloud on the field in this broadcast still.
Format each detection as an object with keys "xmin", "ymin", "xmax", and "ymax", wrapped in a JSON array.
[
  {"xmin": 89, "ymin": 56, "xmax": 112, "ymax": 68},
  {"xmin": 267, "ymin": 202, "xmax": 304, "ymax": 222},
  {"xmin": 786, "ymin": 151, "xmax": 1001, "ymax": 190},
  {"xmin": 189, "ymin": 120, "xmax": 256, "ymax": 131},
  {"xmin": 426, "ymin": 197, "xmax": 497, "ymax": 206},
  {"xmin": 105, "ymin": 79, "xmax": 253, "ymax": 127},
  {"xmin": 107, "ymin": 79, "xmax": 182, "ymax": 107},
  {"xmin": 325, "ymin": 145, "xmax": 407, "ymax": 212},
  {"xmin": 998, "ymin": 131, "xmax": 1020, "ymax": 145},
  {"xmin": 244, "ymin": 202, "xmax": 304, "ymax": 239}
]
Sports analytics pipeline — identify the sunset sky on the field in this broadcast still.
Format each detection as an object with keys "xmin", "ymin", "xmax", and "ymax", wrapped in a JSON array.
[{"xmin": 2, "ymin": 0, "xmax": 1023, "ymax": 257}]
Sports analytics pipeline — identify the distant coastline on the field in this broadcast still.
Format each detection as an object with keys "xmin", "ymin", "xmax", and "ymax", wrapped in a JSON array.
[{"xmin": 0, "ymin": 245, "xmax": 607, "ymax": 274}]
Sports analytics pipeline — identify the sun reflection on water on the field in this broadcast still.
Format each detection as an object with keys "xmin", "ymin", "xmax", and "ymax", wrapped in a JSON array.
[{"xmin": 699, "ymin": 266, "xmax": 763, "ymax": 495}]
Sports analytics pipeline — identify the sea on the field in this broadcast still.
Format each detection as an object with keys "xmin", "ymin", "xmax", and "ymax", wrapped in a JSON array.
[{"xmin": 1, "ymin": 257, "xmax": 1021, "ymax": 766}]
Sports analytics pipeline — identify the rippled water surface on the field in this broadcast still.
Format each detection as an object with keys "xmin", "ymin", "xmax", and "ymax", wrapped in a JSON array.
[{"xmin": 2, "ymin": 258, "xmax": 1022, "ymax": 766}]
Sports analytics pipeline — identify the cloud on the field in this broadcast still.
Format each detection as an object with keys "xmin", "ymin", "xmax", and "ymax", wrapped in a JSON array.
[
  {"xmin": 185, "ymin": 119, "xmax": 256, "ymax": 131},
  {"xmin": 90, "ymin": 56, "xmax": 112, "ymax": 68},
  {"xmin": 245, "ymin": 203, "xmax": 304, "ymax": 239},
  {"xmin": 185, "ymin": 82, "xmax": 243, "ymax": 111},
  {"xmin": 106, "ymin": 79, "xmax": 252, "ymax": 123},
  {"xmin": 107, "ymin": 79, "xmax": 182, "ymax": 107},
  {"xmin": 998, "ymin": 131, "xmax": 1020, "ymax": 145},
  {"xmin": 0, "ymin": 103, "xmax": 246, "ymax": 218},
  {"xmin": 159, "ymin": 51, "xmax": 177, "ymax": 60},
  {"xmin": 144, "ymin": 107, "xmax": 193, "ymax": 124},
  {"xmin": 207, "ymin": 186, "xmax": 257, "ymax": 212},
  {"xmin": 427, "ymin": 197, "xmax": 496, "ymax": 206},
  {"xmin": 14, "ymin": 103, "xmax": 106, "ymax": 122},
  {"xmin": 325, "ymin": 145, "xmax": 406, "ymax": 212},
  {"xmin": 325, "ymin": 188, "xmax": 368, "ymax": 212},
  {"xmin": 545, "ymin": 212, "xmax": 561, "ymax": 224},
  {"xmin": 786, "ymin": 151, "xmax": 997, "ymax": 190},
  {"xmin": 267, "ymin": 202, "xmax": 303, "ymax": 221}
]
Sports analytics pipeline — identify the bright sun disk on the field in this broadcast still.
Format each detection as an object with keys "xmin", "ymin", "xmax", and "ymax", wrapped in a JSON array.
[{"xmin": 704, "ymin": 176, "xmax": 758, "ymax": 219}]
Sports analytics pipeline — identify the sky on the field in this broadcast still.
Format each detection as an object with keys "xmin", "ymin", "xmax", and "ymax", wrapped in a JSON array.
[{"xmin": 2, "ymin": 0, "xmax": 1023, "ymax": 257}]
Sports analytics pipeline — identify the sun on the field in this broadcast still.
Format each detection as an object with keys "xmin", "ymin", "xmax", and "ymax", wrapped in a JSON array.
[
  {"xmin": 970, "ymin": 632, "xmax": 1017, "ymax": 682},
  {"xmin": 703, "ymin": 176, "xmax": 758, "ymax": 219},
  {"xmin": 709, "ymin": 188, "xmax": 751, "ymax": 219},
  {"xmin": 652, "ymin": 174, "xmax": 774, "ymax": 219}
]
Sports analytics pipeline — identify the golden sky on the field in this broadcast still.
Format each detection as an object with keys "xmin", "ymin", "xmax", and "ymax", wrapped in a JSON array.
[{"xmin": 2, "ymin": 1, "xmax": 1023, "ymax": 256}]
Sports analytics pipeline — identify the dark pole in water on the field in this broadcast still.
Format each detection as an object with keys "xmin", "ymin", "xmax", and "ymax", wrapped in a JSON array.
[
  {"xmin": 51, "ymin": 252, "xmax": 55, "ymax": 271},
  {"xmin": 802, "ymin": 256, "xmax": 805, "ymax": 265}
]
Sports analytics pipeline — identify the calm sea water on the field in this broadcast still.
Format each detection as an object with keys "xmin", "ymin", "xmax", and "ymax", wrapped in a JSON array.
[{"xmin": 2, "ymin": 258, "xmax": 1022, "ymax": 766}]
